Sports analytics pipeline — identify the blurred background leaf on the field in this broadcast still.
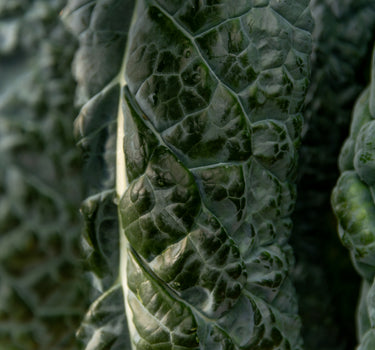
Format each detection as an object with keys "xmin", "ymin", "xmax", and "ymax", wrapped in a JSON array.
[{"xmin": 0, "ymin": 1, "xmax": 89, "ymax": 348}]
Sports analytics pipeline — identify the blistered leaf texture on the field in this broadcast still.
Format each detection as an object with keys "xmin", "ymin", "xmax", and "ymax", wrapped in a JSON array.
[
  {"xmin": 63, "ymin": 0, "xmax": 136, "ymax": 105},
  {"xmin": 63, "ymin": 0, "xmax": 135, "ymax": 349},
  {"xmin": 67, "ymin": 0, "xmax": 312, "ymax": 348},
  {"xmin": 0, "ymin": 0, "xmax": 89, "ymax": 348},
  {"xmin": 77, "ymin": 284, "xmax": 130, "ymax": 350},
  {"xmin": 119, "ymin": 0, "xmax": 312, "ymax": 348},
  {"xmin": 332, "ymin": 45, "xmax": 375, "ymax": 350}
]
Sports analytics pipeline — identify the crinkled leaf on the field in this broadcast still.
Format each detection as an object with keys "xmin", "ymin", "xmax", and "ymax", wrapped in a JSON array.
[
  {"xmin": 81, "ymin": 190, "xmax": 120, "ymax": 294},
  {"xmin": 77, "ymin": 284, "xmax": 130, "ymax": 350},
  {"xmin": 67, "ymin": 0, "xmax": 312, "ymax": 348},
  {"xmin": 119, "ymin": 0, "xmax": 312, "ymax": 348},
  {"xmin": 63, "ymin": 0, "xmax": 135, "ymax": 349}
]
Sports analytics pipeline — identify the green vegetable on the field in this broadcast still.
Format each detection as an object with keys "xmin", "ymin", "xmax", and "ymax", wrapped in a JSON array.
[
  {"xmin": 9, "ymin": 0, "xmax": 375, "ymax": 348},
  {"xmin": 292, "ymin": 2, "xmax": 375, "ymax": 349},
  {"xmin": 62, "ymin": 0, "xmax": 135, "ymax": 348},
  {"xmin": 65, "ymin": 0, "xmax": 313, "ymax": 348},
  {"xmin": 332, "ymin": 45, "xmax": 375, "ymax": 350},
  {"xmin": 0, "ymin": 1, "xmax": 88, "ymax": 348}
]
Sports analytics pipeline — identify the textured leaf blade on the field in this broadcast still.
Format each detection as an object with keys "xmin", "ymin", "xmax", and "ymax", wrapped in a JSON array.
[
  {"xmin": 127, "ymin": 251, "xmax": 200, "ymax": 350},
  {"xmin": 63, "ymin": 0, "xmax": 135, "ymax": 349},
  {"xmin": 77, "ymin": 284, "xmax": 130, "ymax": 350},
  {"xmin": 80, "ymin": 190, "xmax": 120, "ymax": 294},
  {"xmin": 120, "ymin": 98, "xmax": 246, "ymax": 319},
  {"xmin": 120, "ymin": 0, "xmax": 312, "ymax": 348},
  {"xmin": 63, "ymin": 0, "xmax": 135, "ymax": 104}
]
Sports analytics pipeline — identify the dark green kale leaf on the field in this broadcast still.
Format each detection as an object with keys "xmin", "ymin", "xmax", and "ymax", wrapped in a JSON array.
[
  {"xmin": 120, "ymin": 0, "xmax": 312, "ymax": 348},
  {"xmin": 66, "ymin": 0, "xmax": 313, "ymax": 348},
  {"xmin": 62, "ymin": 0, "xmax": 135, "ymax": 348}
]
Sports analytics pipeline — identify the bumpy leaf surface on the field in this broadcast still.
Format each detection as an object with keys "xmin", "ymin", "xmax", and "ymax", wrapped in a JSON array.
[
  {"xmin": 68, "ymin": 0, "xmax": 312, "ymax": 348},
  {"xmin": 120, "ymin": 0, "xmax": 312, "ymax": 348},
  {"xmin": 63, "ymin": 0, "xmax": 135, "ymax": 348},
  {"xmin": 332, "ymin": 45, "xmax": 375, "ymax": 350},
  {"xmin": 0, "ymin": 0, "xmax": 88, "ymax": 348}
]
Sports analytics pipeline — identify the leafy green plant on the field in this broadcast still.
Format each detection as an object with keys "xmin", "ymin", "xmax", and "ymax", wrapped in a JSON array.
[
  {"xmin": 3, "ymin": 0, "xmax": 375, "ymax": 349},
  {"xmin": 64, "ymin": 0, "xmax": 313, "ymax": 348},
  {"xmin": 332, "ymin": 45, "xmax": 375, "ymax": 350},
  {"xmin": 292, "ymin": 2, "xmax": 375, "ymax": 349}
]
